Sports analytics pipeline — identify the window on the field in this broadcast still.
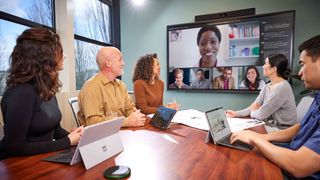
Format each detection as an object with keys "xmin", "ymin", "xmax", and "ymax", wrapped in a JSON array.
[
  {"xmin": 0, "ymin": 0, "xmax": 54, "ymax": 95},
  {"xmin": 0, "ymin": 0, "xmax": 53, "ymax": 27},
  {"xmin": 73, "ymin": 0, "xmax": 118, "ymax": 89},
  {"xmin": 75, "ymin": 40, "xmax": 102, "ymax": 89},
  {"xmin": 0, "ymin": 20, "xmax": 29, "ymax": 95},
  {"xmin": 73, "ymin": 0, "xmax": 111, "ymax": 43}
]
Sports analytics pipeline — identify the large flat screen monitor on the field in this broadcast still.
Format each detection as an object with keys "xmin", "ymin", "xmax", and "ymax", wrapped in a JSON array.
[{"xmin": 167, "ymin": 10, "xmax": 295, "ymax": 92}]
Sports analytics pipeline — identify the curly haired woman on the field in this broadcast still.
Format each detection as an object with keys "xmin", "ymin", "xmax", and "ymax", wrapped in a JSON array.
[
  {"xmin": 133, "ymin": 53, "xmax": 178, "ymax": 114},
  {"xmin": 0, "ymin": 27, "xmax": 83, "ymax": 159}
]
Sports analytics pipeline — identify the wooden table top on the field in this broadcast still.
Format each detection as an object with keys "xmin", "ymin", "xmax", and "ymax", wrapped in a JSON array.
[{"xmin": 0, "ymin": 123, "xmax": 282, "ymax": 180}]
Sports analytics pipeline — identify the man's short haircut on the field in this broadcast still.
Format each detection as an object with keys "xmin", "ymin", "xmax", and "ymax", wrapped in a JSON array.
[
  {"xmin": 299, "ymin": 34, "xmax": 320, "ymax": 62},
  {"xmin": 174, "ymin": 68, "xmax": 184, "ymax": 77},
  {"xmin": 224, "ymin": 67, "xmax": 232, "ymax": 72},
  {"xmin": 196, "ymin": 69, "xmax": 204, "ymax": 74}
]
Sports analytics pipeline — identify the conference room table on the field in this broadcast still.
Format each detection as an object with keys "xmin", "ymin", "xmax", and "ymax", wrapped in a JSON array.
[{"xmin": 0, "ymin": 120, "xmax": 282, "ymax": 180}]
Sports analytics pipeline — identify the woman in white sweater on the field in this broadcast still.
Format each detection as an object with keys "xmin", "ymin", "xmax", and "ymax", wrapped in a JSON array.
[{"xmin": 226, "ymin": 53, "xmax": 297, "ymax": 132}]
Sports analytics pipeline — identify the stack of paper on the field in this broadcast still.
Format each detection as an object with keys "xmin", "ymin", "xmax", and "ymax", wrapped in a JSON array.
[
  {"xmin": 170, "ymin": 109, "xmax": 265, "ymax": 132},
  {"xmin": 227, "ymin": 117, "xmax": 265, "ymax": 132},
  {"xmin": 171, "ymin": 109, "xmax": 209, "ymax": 131}
]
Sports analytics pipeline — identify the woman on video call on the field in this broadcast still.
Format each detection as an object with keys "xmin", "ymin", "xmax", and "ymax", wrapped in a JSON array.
[
  {"xmin": 0, "ymin": 27, "xmax": 83, "ymax": 160},
  {"xmin": 239, "ymin": 66, "xmax": 266, "ymax": 90},
  {"xmin": 133, "ymin": 53, "xmax": 179, "ymax": 114},
  {"xmin": 195, "ymin": 25, "xmax": 221, "ymax": 68},
  {"xmin": 226, "ymin": 53, "xmax": 297, "ymax": 132}
]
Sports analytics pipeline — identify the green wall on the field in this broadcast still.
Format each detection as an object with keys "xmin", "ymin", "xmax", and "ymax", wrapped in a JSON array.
[{"xmin": 119, "ymin": 0, "xmax": 320, "ymax": 111}]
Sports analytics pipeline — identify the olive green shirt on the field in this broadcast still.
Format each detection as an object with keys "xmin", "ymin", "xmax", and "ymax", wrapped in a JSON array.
[{"xmin": 78, "ymin": 72, "xmax": 135, "ymax": 126}]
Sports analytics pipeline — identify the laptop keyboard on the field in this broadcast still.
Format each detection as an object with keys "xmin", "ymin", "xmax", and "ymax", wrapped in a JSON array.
[
  {"xmin": 54, "ymin": 148, "xmax": 75, "ymax": 161},
  {"xmin": 43, "ymin": 147, "xmax": 76, "ymax": 163},
  {"xmin": 219, "ymin": 134, "xmax": 253, "ymax": 150}
]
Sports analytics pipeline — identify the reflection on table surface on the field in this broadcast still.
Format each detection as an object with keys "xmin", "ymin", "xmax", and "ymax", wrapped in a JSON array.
[{"xmin": 0, "ymin": 122, "xmax": 282, "ymax": 180}]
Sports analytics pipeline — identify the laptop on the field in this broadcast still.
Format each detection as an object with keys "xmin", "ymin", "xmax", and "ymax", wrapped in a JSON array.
[
  {"xmin": 204, "ymin": 107, "xmax": 253, "ymax": 151},
  {"xmin": 43, "ymin": 117, "xmax": 124, "ymax": 169},
  {"xmin": 150, "ymin": 106, "xmax": 177, "ymax": 129}
]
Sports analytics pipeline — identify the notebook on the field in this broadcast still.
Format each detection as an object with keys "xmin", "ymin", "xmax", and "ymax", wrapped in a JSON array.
[
  {"xmin": 43, "ymin": 117, "xmax": 124, "ymax": 169},
  {"xmin": 204, "ymin": 107, "xmax": 253, "ymax": 151}
]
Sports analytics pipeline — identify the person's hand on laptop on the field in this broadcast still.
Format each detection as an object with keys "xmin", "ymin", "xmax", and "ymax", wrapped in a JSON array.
[
  {"xmin": 68, "ymin": 126, "xmax": 84, "ymax": 146},
  {"xmin": 124, "ymin": 109, "xmax": 146, "ymax": 127},
  {"xmin": 225, "ymin": 110, "xmax": 237, "ymax": 118},
  {"xmin": 230, "ymin": 130, "xmax": 264, "ymax": 146}
]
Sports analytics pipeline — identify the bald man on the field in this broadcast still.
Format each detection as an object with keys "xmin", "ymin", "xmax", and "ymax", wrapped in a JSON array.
[{"xmin": 78, "ymin": 47, "xmax": 146, "ymax": 127}]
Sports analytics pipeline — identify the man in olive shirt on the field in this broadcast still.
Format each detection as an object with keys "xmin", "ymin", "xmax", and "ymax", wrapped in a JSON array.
[{"xmin": 78, "ymin": 47, "xmax": 146, "ymax": 127}]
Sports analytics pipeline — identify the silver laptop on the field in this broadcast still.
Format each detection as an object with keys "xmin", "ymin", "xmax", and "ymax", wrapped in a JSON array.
[
  {"xmin": 205, "ymin": 107, "xmax": 253, "ymax": 151},
  {"xmin": 43, "ymin": 117, "xmax": 124, "ymax": 169}
]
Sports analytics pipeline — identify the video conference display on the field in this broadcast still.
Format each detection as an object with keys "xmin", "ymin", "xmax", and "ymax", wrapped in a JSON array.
[{"xmin": 167, "ymin": 11, "xmax": 295, "ymax": 92}]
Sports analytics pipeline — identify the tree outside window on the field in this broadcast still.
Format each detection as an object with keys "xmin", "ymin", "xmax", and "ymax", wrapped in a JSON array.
[
  {"xmin": 0, "ymin": 0, "xmax": 53, "ymax": 95},
  {"xmin": 73, "ymin": 0, "xmax": 112, "ymax": 90}
]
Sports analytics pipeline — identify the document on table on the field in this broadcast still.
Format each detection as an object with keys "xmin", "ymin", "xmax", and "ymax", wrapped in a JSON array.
[
  {"xmin": 227, "ymin": 117, "xmax": 265, "ymax": 132},
  {"xmin": 171, "ymin": 109, "xmax": 209, "ymax": 131},
  {"xmin": 149, "ymin": 109, "xmax": 265, "ymax": 132}
]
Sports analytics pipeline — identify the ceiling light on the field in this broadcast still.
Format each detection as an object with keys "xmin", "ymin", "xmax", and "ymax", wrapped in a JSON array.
[{"xmin": 132, "ymin": 0, "xmax": 145, "ymax": 6}]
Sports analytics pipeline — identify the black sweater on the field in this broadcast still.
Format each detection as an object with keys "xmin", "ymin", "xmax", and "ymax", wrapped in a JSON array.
[{"xmin": 0, "ymin": 83, "xmax": 70, "ymax": 159}]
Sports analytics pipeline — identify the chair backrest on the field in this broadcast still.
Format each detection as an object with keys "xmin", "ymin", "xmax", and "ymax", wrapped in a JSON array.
[
  {"xmin": 0, "ymin": 124, "xmax": 4, "ymax": 140},
  {"xmin": 128, "ymin": 91, "xmax": 135, "ymax": 104},
  {"xmin": 68, "ymin": 97, "xmax": 81, "ymax": 127},
  {"xmin": 296, "ymin": 95, "xmax": 314, "ymax": 122}
]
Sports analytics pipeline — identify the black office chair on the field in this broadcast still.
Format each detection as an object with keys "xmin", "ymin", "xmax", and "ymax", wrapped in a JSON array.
[{"xmin": 68, "ymin": 97, "xmax": 81, "ymax": 127}]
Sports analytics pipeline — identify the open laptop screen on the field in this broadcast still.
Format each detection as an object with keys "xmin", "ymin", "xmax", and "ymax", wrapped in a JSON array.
[
  {"xmin": 205, "ymin": 107, "xmax": 232, "ymax": 141},
  {"xmin": 150, "ymin": 106, "xmax": 177, "ymax": 129}
]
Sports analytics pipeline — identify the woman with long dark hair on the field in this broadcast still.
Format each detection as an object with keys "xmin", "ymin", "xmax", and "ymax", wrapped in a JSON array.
[
  {"xmin": 0, "ymin": 27, "xmax": 83, "ymax": 159},
  {"xmin": 226, "ymin": 53, "xmax": 297, "ymax": 132}
]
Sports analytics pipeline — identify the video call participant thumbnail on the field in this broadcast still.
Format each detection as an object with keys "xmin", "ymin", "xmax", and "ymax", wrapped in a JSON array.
[
  {"xmin": 212, "ymin": 67, "xmax": 236, "ymax": 89},
  {"xmin": 239, "ymin": 66, "xmax": 266, "ymax": 90},
  {"xmin": 169, "ymin": 68, "xmax": 190, "ymax": 89},
  {"xmin": 190, "ymin": 69, "xmax": 211, "ymax": 89}
]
